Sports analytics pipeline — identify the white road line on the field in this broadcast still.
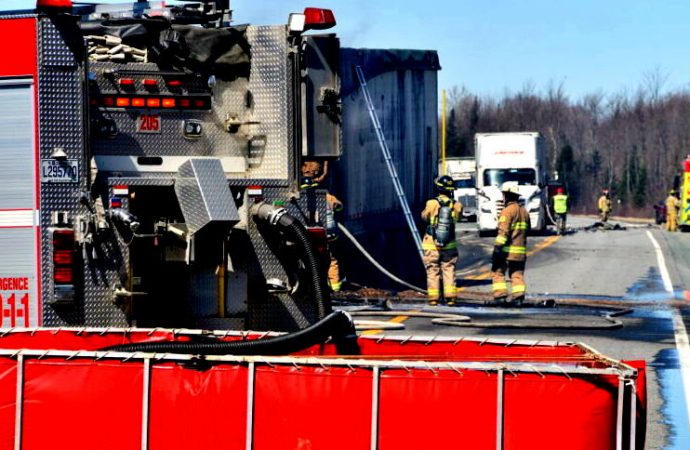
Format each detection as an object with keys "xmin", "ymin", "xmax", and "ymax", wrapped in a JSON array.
[
  {"xmin": 646, "ymin": 230, "xmax": 673, "ymax": 292},
  {"xmin": 646, "ymin": 230, "xmax": 690, "ymax": 434}
]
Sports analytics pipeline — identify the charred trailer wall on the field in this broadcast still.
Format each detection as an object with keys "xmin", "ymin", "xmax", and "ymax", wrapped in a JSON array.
[{"xmin": 333, "ymin": 49, "xmax": 440, "ymax": 290}]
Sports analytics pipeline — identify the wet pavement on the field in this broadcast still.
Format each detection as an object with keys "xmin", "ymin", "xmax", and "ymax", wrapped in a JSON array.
[{"xmin": 343, "ymin": 216, "xmax": 690, "ymax": 450}]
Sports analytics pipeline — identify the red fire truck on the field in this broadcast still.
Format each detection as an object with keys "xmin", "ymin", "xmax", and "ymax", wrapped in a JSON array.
[{"xmin": 0, "ymin": 0, "xmax": 341, "ymax": 332}]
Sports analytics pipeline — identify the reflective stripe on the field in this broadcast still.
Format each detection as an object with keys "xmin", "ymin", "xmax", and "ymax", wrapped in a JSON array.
[
  {"xmin": 495, "ymin": 235, "xmax": 507, "ymax": 245},
  {"xmin": 512, "ymin": 285, "xmax": 526, "ymax": 294},
  {"xmin": 510, "ymin": 222, "xmax": 528, "ymax": 230},
  {"xmin": 423, "ymin": 241, "xmax": 457, "ymax": 250},
  {"xmin": 330, "ymin": 281, "xmax": 342, "ymax": 292},
  {"xmin": 444, "ymin": 287, "xmax": 457, "ymax": 295},
  {"xmin": 427, "ymin": 288, "xmax": 440, "ymax": 295},
  {"xmin": 502, "ymin": 246, "xmax": 526, "ymax": 254},
  {"xmin": 492, "ymin": 282, "xmax": 507, "ymax": 291}
]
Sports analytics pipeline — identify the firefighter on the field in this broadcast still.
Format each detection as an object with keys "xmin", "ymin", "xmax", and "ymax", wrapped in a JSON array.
[
  {"xmin": 326, "ymin": 193, "xmax": 344, "ymax": 291},
  {"xmin": 665, "ymin": 189, "xmax": 681, "ymax": 232},
  {"xmin": 598, "ymin": 189, "xmax": 612, "ymax": 222},
  {"xmin": 300, "ymin": 159, "xmax": 329, "ymax": 189},
  {"xmin": 552, "ymin": 187, "xmax": 569, "ymax": 235},
  {"xmin": 421, "ymin": 176, "xmax": 462, "ymax": 306},
  {"xmin": 491, "ymin": 182, "xmax": 530, "ymax": 306}
]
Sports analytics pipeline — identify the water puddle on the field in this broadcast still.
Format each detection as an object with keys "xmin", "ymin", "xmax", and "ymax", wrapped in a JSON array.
[{"xmin": 656, "ymin": 345, "xmax": 690, "ymax": 449}]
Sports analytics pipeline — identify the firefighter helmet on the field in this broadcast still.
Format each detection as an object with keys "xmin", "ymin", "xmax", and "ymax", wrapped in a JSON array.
[
  {"xmin": 500, "ymin": 181, "xmax": 520, "ymax": 195},
  {"xmin": 434, "ymin": 175, "xmax": 454, "ymax": 194},
  {"xmin": 556, "ymin": 187, "xmax": 565, "ymax": 194}
]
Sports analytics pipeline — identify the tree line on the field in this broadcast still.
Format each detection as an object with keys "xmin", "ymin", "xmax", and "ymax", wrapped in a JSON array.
[{"xmin": 444, "ymin": 75, "xmax": 690, "ymax": 215}]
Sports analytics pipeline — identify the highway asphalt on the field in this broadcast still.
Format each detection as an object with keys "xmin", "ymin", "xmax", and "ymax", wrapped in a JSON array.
[{"xmin": 345, "ymin": 216, "xmax": 690, "ymax": 450}]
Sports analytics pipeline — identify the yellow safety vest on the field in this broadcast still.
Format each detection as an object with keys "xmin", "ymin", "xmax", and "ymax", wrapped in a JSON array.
[{"xmin": 553, "ymin": 194, "xmax": 568, "ymax": 214}]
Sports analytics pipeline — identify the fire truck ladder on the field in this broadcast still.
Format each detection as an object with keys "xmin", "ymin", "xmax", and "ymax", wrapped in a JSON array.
[{"xmin": 355, "ymin": 65, "xmax": 423, "ymax": 260}]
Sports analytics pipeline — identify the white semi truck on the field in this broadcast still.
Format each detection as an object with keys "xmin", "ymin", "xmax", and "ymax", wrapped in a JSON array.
[
  {"xmin": 440, "ymin": 157, "xmax": 477, "ymax": 221},
  {"xmin": 475, "ymin": 132, "xmax": 546, "ymax": 235}
]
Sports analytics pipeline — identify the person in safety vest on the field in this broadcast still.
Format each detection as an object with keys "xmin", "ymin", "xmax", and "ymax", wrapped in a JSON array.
[
  {"xmin": 665, "ymin": 189, "xmax": 681, "ymax": 232},
  {"xmin": 421, "ymin": 175, "xmax": 462, "ymax": 306},
  {"xmin": 491, "ymin": 181, "xmax": 530, "ymax": 306},
  {"xmin": 326, "ymin": 193, "xmax": 344, "ymax": 291},
  {"xmin": 598, "ymin": 189, "xmax": 612, "ymax": 222},
  {"xmin": 552, "ymin": 187, "xmax": 569, "ymax": 235}
]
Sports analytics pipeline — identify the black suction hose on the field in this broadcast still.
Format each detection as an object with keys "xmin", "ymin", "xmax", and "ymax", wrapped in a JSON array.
[
  {"xmin": 251, "ymin": 202, "xmax": 331, "ymax": 319},
  {"xmin": 103, "ymin": 310, "xmax": 359, "ymax": 355}
]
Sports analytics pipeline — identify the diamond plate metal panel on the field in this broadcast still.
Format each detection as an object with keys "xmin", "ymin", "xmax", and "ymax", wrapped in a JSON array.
[
  {"xmin": 174, "ymin": 158, "xmax": 239, "ymax": 235},
  {"xmin": 246, "ymin": 187, "xmax": 327, "ymax": 331},
  {"xmin": 38, "ymin": 17, "xmax": 128, "ymax": 327},
  {"xmin": 39, "ymin": 17, "xmax": 78, "ymax": 67},
  {"xmin": 89, "ymin": 25, "xmax": 293, "ymax": 182}
]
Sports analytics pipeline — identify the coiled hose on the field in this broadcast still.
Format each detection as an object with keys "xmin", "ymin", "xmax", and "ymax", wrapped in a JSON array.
[
  {"xmin": 102, "ymin": 310, "xmax": 359, "ymax": 355},
  {"xmin": 252, "ymin": 202, "xmax": 332, "ymax": 319}
]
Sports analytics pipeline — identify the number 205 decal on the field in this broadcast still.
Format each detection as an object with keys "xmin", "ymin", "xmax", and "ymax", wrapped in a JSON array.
[{"xmin": 137, "ymin": 114, "xmax": 161, "ymax": 133}]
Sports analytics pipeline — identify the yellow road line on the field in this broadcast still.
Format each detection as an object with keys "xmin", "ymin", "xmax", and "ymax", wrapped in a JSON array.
[
  {"xmin": 458, "ymin": 235, "xmax": 562, "ymax": 291},
  {"xmin": 362, "ymin": 314, "xmax": 414, "ymax": 335},
  {"xmin": 359, "ymin": 235, "xmax": 562, "ymax": 334}
]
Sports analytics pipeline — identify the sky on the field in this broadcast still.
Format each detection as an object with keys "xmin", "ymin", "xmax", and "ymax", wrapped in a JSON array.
[{"xmin": 6, "ymin": 0, "xmax": 690, "ymax": 99}]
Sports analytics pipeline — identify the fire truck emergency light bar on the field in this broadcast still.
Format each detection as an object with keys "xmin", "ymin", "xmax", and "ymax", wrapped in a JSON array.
[{"xmin": 91, "ymin": 95, "xmax": 212, "ymax": 110}]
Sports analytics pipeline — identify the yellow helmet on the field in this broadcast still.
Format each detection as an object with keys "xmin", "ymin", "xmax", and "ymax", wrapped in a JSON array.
[{"xmin": 500, "ymin": 181, "xmax": 520, "ymax": 195}]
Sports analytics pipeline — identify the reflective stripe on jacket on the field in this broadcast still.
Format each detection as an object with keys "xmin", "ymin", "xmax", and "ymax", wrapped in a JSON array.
[
  {"xmin": 553, "ymin": 194, "xmax": 568, "ymax": 214},
  {"xmin": 494, "ymin": 201, "xmax": 530, "ymax": 262}
]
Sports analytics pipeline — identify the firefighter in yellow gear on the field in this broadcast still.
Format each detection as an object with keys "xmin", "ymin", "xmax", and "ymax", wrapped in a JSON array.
[
  {"xmin": 598, "ymin": 189, "xmax": 612, "ymax": 222},
  {"xmin": 325, "ymin": 193, "xmax": 344, "ymax": 291},
  {"xmin": 665, "ymin": 189, "xmax": 681, "ymax": 232},
  {"xmin": 552, "ymin": 187, "xmax": 568, "ymax": 235},
  {"xmin": 421, "ymin": 176, "xmax": 462, "ymax": 306},
  {"xmin": 491, "ymin": 182, "xmax": 530, "ymax": 306},
  {"xmin": 300, "ymin": 159, "xmax": 329, "ymax": 189}
]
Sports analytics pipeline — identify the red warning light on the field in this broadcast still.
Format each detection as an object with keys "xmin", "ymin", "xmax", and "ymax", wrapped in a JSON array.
[
  {"xmin": 162, "ymin": 98, "xmax": 176, "ymax": 108},
  {"xmin": 303, "ymin": 8, "xmax": 336, "ymax": 30},
  {"xmin": 146, "ymin": 98, "xmax": 161, "ymax": 108},
  {"xmin": 116, "ymin": 97, "xmax": 131, "ymax": 107},
  {"xmin": 118, "ymin": 78, "xmax": 135, "ymax": 88},
  {"xmin": 37, "ymin": 0, "xmax": 73, "ymax": 9},
  {"xmin": 131, "ymin": 98, "xmax": 145, "ymax": 107}
]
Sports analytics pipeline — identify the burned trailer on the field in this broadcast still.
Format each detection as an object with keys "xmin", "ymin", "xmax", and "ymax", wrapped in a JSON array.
[
  {"xmin": 333, "ymin": 48, "xmax": 441, "ymax": 289},
  {"xmin": 0, "ymin": 1, "xmax": 342, "ymax": 331}
]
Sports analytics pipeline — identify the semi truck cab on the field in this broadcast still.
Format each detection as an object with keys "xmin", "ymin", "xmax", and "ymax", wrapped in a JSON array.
[{"xmin": 475, "ymin": 132, "xmax": 546, "ymax": 235}]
